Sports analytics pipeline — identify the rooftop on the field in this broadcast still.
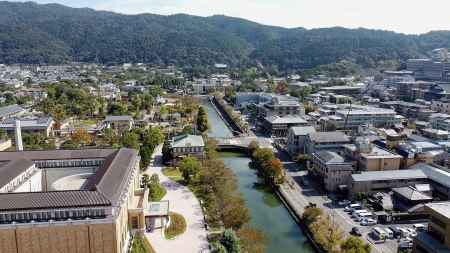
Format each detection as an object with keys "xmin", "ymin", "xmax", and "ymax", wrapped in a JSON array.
[
  {"xmin": 104, "ymin": 115, "xmax": 133, "ymax": 122},
  {"xmin": 352, "ymin": 169, "xmax": 427, "ymax": 182},
  {"xmin": 171, "ymin": 134, "xmax": 205, "ymax": 148},
  {"xmin": 314, "ymin": 151, "xmax": 348, "ymax": 164},
  {"xmin": 265, "ymin": 115, "xmax": 308, "ymax": 125},
  {"xmin": 308, "ymin": 131, "xmax": 350, "ymax": 143},
  {"xmin": 426, "ymin": 202, "xmax": 450, "ymax": 219},
  {"xmin": 0, "ymin": 104, "xmax": 25, "ymax": 118},
  {"xmin": 290, "ymin": 126, "xmax": 316, "ymax": 136},
  {"xmin": 392, "ymin": 186, "xmax": 433, "ymax": 201},
  {"xmin": 0, "ymin": 148, "xmax": 138, "ymax": 211}
]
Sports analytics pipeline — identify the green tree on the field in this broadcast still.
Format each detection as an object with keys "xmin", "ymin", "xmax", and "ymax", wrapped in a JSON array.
[
  {"xmin": 121, "ymin": 131, "xmax": 139, "ymax": 150},
  {"xmin": 196, "ymin": 106, "xmax": 209, "ymax": 133},
  {"xmin": 341, "ymin": 236, "xmax": 371, "ymax": 253},
  {"xmin": 179, "ymin": 156, "xmax": 201, "ymax": 184},
  {"xmin": 71, "ymin": 128, "xmax": 92, "ymax": 146},
  {"xmin": 221, "ymin": 229, "xmax": 241, "ymax": 253},
  {"xmin": 139, "ymin": 146, "xmax": 153, "ymax": 169}
]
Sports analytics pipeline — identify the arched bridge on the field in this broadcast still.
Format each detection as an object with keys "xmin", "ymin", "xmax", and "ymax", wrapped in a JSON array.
[{"xmin": 212, "ymin": 136, "xmax": 273, "ymax": 151}]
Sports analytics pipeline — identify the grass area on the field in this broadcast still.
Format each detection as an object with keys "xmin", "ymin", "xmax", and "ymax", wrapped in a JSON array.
[
  {"xmin": 131, "ymin": 235, "xmax": 154, "ymax": 253},
  {"xmin": 73, "ymin": 119, "xmax": 99, "ymax": 127},
  {"xmin": 149, "ymin": 186, "xmax": 167, "ymax": 201},
  {"xmin": 165, "ymin": 212, "xmax": 187, "ymax": 240},
  {"xmin": 219, "ymin": 151, "xmax": 248, "ymax": 158},
  {"xmin": 162, "ymin": 167, "xmax": 183, "ymax": 182}
]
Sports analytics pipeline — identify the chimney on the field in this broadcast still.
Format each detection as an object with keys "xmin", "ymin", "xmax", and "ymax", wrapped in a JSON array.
[{"xmin": 15, "ymin": 120, "xmax": 23, "ymax": 151}]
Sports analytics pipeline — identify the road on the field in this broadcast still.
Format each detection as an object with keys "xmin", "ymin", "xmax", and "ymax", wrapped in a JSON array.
[{"xmin": 275, "ymin": 149, "xmax": 393, "ymax": 253}]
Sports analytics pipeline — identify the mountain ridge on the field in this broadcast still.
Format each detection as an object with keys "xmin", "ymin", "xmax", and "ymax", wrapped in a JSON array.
[{"xmin": 1, "ymin": 1, "xmax": 450, "ymax": 70}]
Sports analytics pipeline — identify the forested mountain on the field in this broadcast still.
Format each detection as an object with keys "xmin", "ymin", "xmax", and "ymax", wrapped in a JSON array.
[{"xmin": 1, "ymin": 1, "xmax": 450, "ymax": 71}]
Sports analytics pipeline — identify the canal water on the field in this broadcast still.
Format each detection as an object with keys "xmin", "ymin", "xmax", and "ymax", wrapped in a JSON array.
[{"xmin": 203, "ymin": 101, "xmax": 313, "ymax": 253}]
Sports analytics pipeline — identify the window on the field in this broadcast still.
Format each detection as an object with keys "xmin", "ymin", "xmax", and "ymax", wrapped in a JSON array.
[{"xmin": 131, "ymin": 217, "xmax": 139, "ymax": 229}]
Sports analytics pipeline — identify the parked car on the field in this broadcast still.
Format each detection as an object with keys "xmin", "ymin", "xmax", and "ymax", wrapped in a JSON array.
[
  {"xmin": 413, "ymin": 224, "xmax": 426, "ymax": 232},
  {"xmin": 361, "ymin": 218, "xmax": 377, "ymax": 226},
  {"xmin": 345, "ymin": 204, "xmax": 361, "ymax": 212},
  {"xmin": 407, "ymin": 228, "xmax": 418, "ymax": 237},
  {"xmin": 338, "ymin": 200, "xmax": 351, "ymax": 206},
  {"xmin": 389, "ymin": 226, "xmax": 403, "ymax": 239},
  {"xmin": 351, "ymin": 227, "xmax": 362, "ymax": 236}
]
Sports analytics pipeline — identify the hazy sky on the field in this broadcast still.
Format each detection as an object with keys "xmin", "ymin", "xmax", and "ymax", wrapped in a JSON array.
[{"xmin": 12, "ymin": 0, "xmax": 450, "ymax": 34}]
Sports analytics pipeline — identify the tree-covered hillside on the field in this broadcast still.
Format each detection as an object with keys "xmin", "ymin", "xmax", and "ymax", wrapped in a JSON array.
[{"xmin": 1, "ymin": 1, "xmax": 450, "ymax": 71}]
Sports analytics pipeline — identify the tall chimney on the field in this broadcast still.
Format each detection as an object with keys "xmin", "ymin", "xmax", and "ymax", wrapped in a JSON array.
[{"xmin": 15, "ymin": 120, "xmax": 23, "ymax": 151}]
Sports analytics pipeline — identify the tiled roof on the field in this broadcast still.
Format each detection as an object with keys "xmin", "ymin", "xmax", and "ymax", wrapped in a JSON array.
[
  {"xmin": 104, "ymin": 115, "xmax": 133, "ymax": 122},
  {"xmin": 0, "ymin": 191, "xmax": 111, "ymax": 211},
  {"xmin": 0, "ymin": 149, "xmax": 117, "ymax": 162},
  {"xmin": 0, "ymin": 158, "xmax": 34, "ymax": 188},
  {"xmin": 0, "ymin": 104, "xmax": 24, "ymax": 118}
]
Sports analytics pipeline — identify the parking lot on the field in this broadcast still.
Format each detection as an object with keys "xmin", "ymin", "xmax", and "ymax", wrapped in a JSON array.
[{"xmin": 287, "ymin": 169, "xmax": 424, "ymax": 253}]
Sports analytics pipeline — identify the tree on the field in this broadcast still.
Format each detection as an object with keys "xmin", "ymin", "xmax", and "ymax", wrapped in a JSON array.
[
  {"xmin": 211, "ymin": 242, "xmax": 227, "ymax": 253},
  {"xmin": 71, "ymin": 128, "xmax": 92, "ymax": 146},
  {"xmin": 143, "ymin": 127, "xmax": 165, "ymax": 150},
  {"xmin": 220, "ymin": 229, "xmax": 241, "ymax": 253},
  {"xmin": 262, "ymin": 158, "xmax": 285, "ymax": 185},
  {"xmin": 142, "ymin": 174, "xmax": 150, "ymax": 187},
  {"xmin": 103, "ymin": 128, "xmax": 119, "ymax": 146},
  {"xmin": 162, "ymin": 140, "xmax": 172, "ymax": 164},
  {"xmin": 197, "ymin": 106, "xmax": 209, "ymax": 133},
  {"xmin": 222, "ymin": 195, "xmax": 250, "ymax": 230},
  {"xmin": 121, "ymin": 131, "xmax": 139, "ymax": 150},
  {"xmin": 237, "ymin": 227, "xmax": 267, "ymax": 253},
  {"xmin": 247, "ymin": 141, "xmax": 259, "ymax": 156},
  {"xmin": 179, "ymin": 156, "xmax": 201, "ymax": 184},
  {"xmin": 139, "ymin": 146, "xmax": 153, "ymax": 169},
  {"xmin": 302, "ymin": 207, "xmax": 323, "ymax": 225},
  {"xmin": 341, "ymin": 236, "xmax": 371, "ymax": 253}
]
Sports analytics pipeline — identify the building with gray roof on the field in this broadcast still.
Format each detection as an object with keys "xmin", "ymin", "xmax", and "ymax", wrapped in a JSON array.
[
  {"xmin": 287, "ymin": 126, "xmax": 316, "ymax": 156},
  {"xmin": 306, "ymin": 131, "xmax": 351, "ymax": 153},
  {"xmin": 0, "ymin": 104, "xmax": 25, "ymax": 120},
  {"xmin": 311, "ymin": 151, "xmax": 354, "ymax": 192},
  {"xmin": 0, "ymin": 148, "xmax": 150, "ymax": 253},
  {"xmin": 0, "ymin": 117, "xmax": 54, "ymax": 137},
  {"xmin": 170, "ymin": 134, "xmax": 205, "ymax": 161},
  {"xmin": 262, "ymin": 115, "xmax": 309, "ymax": 137}
]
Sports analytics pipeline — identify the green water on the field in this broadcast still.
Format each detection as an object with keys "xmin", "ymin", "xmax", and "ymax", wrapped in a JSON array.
[{"xmin": 204, "ymin": 100, "xmax": 314, "ymax": 253}]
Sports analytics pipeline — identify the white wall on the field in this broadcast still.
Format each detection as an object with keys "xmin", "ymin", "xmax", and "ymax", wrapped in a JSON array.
[{"xmin": 14, "ymin": 170, "xmax": 42, "ymax": 193}]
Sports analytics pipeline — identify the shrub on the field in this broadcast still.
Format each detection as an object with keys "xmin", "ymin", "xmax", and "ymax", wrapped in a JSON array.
[{"xmin": 165, "ymin": 212, "xmax": 187, "ymax": 239}]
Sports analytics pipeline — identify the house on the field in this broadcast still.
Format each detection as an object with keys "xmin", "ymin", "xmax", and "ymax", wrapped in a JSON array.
[
  {"xmin": 0, "ymin": 104, "xmax": 25, "ymax": 121},
  {"xmin": 170, "ymin": 134, "xmax": 205, "ymax": 160},
  {"xmin": 103, "ymin": 115, "xmax": 134, "ymax": 131},
  {"xmin": 286, "ymin": 126, "xmax": 316, "ymax": 156},
  {"xmin": 311, "ymin": 151, "xmax": 354, "ymax": 192},
  {"xmin": 305, "ymin": 131, "xmax": 351, "ymax": 154}
]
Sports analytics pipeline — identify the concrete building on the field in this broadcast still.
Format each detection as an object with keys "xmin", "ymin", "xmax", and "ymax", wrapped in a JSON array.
[
  {"xmin": 407, "ymin": 58, "xmax": 450, "ymax": 82},
  {"xmin": 261, "ymin": 115, "xmax": 309, "ymax": 138},
  {"xmin": 432, "ymin": 99, "xmax": 450, "ymax": 114},
  {"xmin": 286, "ymin": 126, "xmax": 316, "ymax": 156},
  {"xmin": 324, "ymin": 105, "xmax": 403, "ymax": 130},
  {"xmin": 0, "ymin": 117, "xmax": 54, "ymax": 137},
  {"xmin": 319, "ymin": 85, "xmax": 363, "ymax": 96},
  {"xmin": 311, "ymin": 151, "xmax": 353, "ymax": 192},
  {"xmin": 256, "ymin": 94, "xmax": 304, "ymax": 118},
  {"xmin": 0, "ymin": 148, "xmax": 155, "ymax": 253},
  {"xmin": 413, "ymin": 202, "xmax": 450, "ymax": 253},
  {"xmin": 344, "ymin": 139, "xmax": 402, "ymax": 171},
  {"xmin": 305, "ymin": 131, "xmax": 351, "ymax": 154}
]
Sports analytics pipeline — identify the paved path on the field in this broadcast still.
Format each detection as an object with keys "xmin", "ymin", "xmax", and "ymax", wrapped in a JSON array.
[{"xmin": 144, "ymin": 145, "xmax": 209, "ymax": 253}]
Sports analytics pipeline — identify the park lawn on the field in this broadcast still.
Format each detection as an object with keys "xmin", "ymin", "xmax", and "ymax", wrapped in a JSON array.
[
  {"xmin": 164, "ymin": 212, "xmax": 187, "ymax": 240},
  {"xmin": 162, "ymin": 167, "xmax": 183, "ymax": 182},
  {"xmin": 74, "ymin": 119, "xmax": 99, "ymax": 127}
]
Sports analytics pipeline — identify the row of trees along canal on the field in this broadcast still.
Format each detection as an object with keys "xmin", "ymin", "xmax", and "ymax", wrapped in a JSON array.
[{"xmin": 209, "ymin": 96, "xmax": 373, "ymax": 253}]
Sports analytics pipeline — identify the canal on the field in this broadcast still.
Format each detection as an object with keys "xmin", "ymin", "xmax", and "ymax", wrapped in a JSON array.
[{"xmin": 203, "ymin": 101, "xmax": 314, "ymax": 253}]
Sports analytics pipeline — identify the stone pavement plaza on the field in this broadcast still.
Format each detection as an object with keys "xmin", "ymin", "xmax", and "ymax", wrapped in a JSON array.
[{"xmin": 144, "ymin": 145, "xmax": 210, "ymax": 253}]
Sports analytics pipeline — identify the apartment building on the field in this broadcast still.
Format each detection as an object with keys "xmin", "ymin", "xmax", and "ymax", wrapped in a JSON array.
[
  {"xmin": 311, "ymin": 151, "xmax": 354, "ymax": 192},
  {"xmin": 413, "ymin": 202, "xmax": 450, "ymax": 253}
]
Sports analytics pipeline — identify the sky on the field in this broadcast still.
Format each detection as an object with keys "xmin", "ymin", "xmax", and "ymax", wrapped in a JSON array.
[{"xmin": 11, "ymin": 0, "xmax": 450, "ymax": 34}]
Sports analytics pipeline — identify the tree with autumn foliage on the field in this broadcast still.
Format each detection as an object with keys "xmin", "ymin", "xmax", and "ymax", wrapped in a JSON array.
[{"xmin": 71, "ymin": 128, "xmax": 92, "ymax": 147}]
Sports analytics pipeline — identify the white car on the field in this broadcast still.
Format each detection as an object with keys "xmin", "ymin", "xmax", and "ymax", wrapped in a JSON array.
[
  {"xmin": 338, "ymin": 200, "xmax": 351, "ymax": 206},
  {"xmin": 361, "ymin": 218, "xmax": 377, "ymax": 226},
  {"xmin": 407, "ymin": 228, "xmax": 418, "ymax": 237}
]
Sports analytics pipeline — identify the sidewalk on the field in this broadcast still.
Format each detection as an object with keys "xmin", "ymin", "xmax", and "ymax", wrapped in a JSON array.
[{"xmin": 144, "ymin": 145, "xmax": 209, "ymax": 253}]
